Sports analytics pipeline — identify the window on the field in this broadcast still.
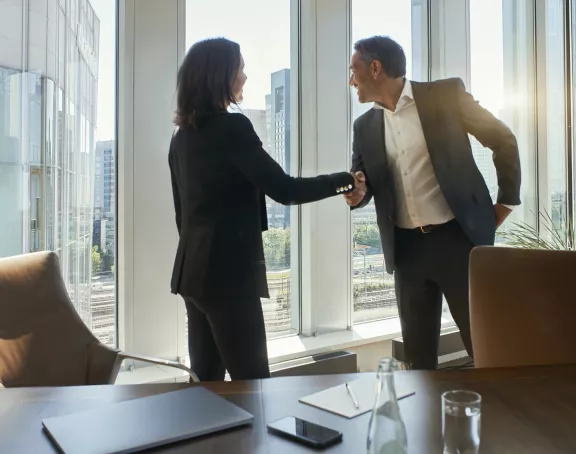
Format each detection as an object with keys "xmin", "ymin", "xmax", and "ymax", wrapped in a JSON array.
[
  {"xmin": 0, "ymin": 0, "xmax": 117, "ymax": 347},
  {"xmin": 542, "ymin": 0, "xmax": 569, "ymax": 241},
  {"xmin": 186, "ymin": 0, "xmax": 297, "ymax": 338},
  {"xmin": 350, "ymin": 0, "xmax": 427, "ymax": 324},
  {"xmin": 469, "ymin": 0, "xmax": 537, "ymax": 238}
]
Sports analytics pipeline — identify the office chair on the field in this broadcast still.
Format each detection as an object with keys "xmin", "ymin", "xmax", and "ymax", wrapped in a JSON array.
[
  {"xmin": 0, "ymin": 252, "xmax": 199, "ymax": 387},
  {"xmin": 469, "ymin": 246, "xmax": 576, "ymax": 368}
]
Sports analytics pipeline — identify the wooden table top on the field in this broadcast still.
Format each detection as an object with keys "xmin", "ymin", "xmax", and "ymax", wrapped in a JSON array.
[{"xmin": 1, "ymin": 364, "xmax": 576, "ymax": 453}]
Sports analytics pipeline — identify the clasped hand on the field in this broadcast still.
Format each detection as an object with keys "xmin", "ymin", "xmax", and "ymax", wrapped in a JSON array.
[{"xmin": 344, "ymin": 171, "xmax": 367, "ymax": 207}]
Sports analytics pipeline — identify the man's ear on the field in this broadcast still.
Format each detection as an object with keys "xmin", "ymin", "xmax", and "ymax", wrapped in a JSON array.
[{"xmin": 371, "ymin": 60, "xmax": 381, "ymax": 78}]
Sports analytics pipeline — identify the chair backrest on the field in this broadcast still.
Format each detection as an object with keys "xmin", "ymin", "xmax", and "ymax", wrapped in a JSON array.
[
  {"xmin": 470, "ymin": 246, "xmax": 576, "ymax": 368},
  {"xmin": 0, "ymin": 252, "xmax": 120, "ymax": 387}
]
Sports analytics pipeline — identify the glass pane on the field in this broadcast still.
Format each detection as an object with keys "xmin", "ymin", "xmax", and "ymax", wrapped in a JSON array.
[
  {"xmin": 543, "ymin": 0, "xmax": 568, "ymax": 242},
  {"xmin": 351, "ymin": 0, "xmax": 425, "ymax": 324},
  {"xmin": 573, "ymin": 0, "xmax": 576, "ymax": 236},
  {"xmin": 470, "ymin": 0, "xmax": 538, "ymax": 237},
  {"xmin": 185, "ymin": 0, "xmax": 297, "ymax": 340},
  {"xmin": 0, "ymin": 0, "xmax": 117, "ymax": 347},
  {"xmin": 0, "ymin": 67, "xmax": 25, "ymax": 259},
  {"xmin": 90, "ymin": 0, "xmax": 117, "ymax": 347}
]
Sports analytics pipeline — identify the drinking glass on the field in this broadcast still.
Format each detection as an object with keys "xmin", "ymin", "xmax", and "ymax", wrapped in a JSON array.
[{"xmin": 442, "ymin": 390, "xmax": 481, "ymax": 454}]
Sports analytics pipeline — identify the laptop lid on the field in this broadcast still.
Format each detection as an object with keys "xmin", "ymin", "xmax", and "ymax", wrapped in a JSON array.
[{"xmin": 42, "ymin": 387, "xmax": 253, "ymax": 454}]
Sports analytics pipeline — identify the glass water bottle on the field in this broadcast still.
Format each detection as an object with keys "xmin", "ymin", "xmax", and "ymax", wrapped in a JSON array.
[{"xmin": 366, "ymin": 358, "xmax": 408, "ymax": 454}]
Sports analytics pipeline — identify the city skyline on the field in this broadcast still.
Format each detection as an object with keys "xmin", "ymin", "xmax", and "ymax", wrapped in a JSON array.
[{"xmin": 91, "ymin": 0, "xmax": 512, "ymax": 140}]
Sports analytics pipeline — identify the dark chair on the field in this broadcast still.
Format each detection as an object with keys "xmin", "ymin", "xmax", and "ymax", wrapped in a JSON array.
[
  {"xmin": 0, "ymin": 251, "xmax": 198, "ymax": 387},
  {"xmin": 469, "ymin": 246, "xmax": 576, "ymax": 368}
]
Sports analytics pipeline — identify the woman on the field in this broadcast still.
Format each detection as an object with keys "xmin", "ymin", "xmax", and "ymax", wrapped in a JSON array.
[{"xmin": 169, "ymin": 38, "xmax": 363, "ymax": 381}]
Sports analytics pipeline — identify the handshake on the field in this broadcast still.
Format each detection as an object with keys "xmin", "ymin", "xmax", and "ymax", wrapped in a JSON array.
[{"xmin": 345, "ymin": 171, "xmax": 367, "ymax": 207}]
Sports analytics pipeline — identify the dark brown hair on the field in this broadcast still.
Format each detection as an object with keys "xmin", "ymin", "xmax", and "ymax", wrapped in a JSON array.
[
  {"xmin": 174, "ymin": 38, "xmax": 241, "ymax": 128},
  {"xmin": 354, "ymin": 36, "xmax": 406, "ymax": 79}
]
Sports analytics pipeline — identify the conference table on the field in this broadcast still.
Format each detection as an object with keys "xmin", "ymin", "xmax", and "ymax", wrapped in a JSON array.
[{"xmin": 2, "ymin": 364, "xmax": 576, "ymax": 453}]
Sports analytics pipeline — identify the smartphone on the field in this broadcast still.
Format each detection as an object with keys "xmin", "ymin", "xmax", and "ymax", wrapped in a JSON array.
[{"xmin": 267, "ymin": 416, "xmax": 343, "ymax": 449}]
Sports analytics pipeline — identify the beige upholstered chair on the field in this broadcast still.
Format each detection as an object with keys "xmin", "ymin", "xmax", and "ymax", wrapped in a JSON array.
[
  {"xmin": 469, "ymin": 246, "xmax": 576, "ymax": 369},
  {"xmin": 0, "ymin": 252, "xmax": 198, "ymax": 387}
]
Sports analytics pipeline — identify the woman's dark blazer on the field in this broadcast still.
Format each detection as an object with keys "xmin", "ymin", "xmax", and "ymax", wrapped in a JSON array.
[{"xmin": 169, "ymin": 113, "xmax": 355, "ymax": 299}]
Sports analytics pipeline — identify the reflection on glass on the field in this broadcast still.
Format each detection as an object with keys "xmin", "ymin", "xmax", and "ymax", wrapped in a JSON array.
[
  {"xmin": 544, "ymin": 0, "xmax": 568, "ymax": 240},
  {"xmin": 0, "ymin": 0, "xmax": 117, "ymax": 347},
  {"xmin": 470, "ymin": 0, "xmax": 537, "ymax": 237},
  {"xmin": 186, "ymin": 0, "xmax": 295, "ymax": 338}
]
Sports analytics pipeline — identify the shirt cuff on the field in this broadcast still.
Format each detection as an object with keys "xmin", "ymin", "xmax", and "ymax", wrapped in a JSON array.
[{"xmin": 501, "ymin": 204, "xmax": 516, "ymax": 210}]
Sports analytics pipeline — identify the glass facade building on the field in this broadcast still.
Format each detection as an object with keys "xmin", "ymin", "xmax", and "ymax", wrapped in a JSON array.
[{"xmin": 0, "ymin": 0, "xmax": 100, "ymax": 327}]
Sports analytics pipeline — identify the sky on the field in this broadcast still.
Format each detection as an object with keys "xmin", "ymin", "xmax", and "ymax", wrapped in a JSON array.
[
  {"xmin": 90, "ymin": 0, "xmax": 507, "ymax": 141},
  {"xmin": 186, "ymin": 0, "xmax": 291, "ymax": 110},
  {"xmin": 470, "ymin": 0, "xmax": 505, "ymax": 114},
  {"xmin": 90, "ymin": 0, "xmax": 116, "ymax": 142}
]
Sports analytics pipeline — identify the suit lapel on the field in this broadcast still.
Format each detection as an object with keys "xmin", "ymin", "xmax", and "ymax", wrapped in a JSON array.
[
  {"xmin": 365, "ymin": 108, "xmax": 387, "ymax": 166},
  {"xmin": 411, "ymin": 81, "xmax": 440, "ymax": 160}
]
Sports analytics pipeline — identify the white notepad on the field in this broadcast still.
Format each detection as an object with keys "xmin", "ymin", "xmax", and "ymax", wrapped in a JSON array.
[{"xmin": 299, "ymin": 374, "xmax": 414, "ymax": 419}]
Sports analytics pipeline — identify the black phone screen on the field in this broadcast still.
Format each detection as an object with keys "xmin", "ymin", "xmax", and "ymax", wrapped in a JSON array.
[{"xmin": 267, "ymin": 416, "xmax": 343, "ymax": 448}]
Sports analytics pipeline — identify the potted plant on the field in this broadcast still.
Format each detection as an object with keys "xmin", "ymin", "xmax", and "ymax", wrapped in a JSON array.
[{"xmin": 498, "ymin": 209, "xmax": 574, "ymax": 251}]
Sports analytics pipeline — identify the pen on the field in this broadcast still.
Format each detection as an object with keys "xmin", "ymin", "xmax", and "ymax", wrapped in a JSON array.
[{"xmin": 345, "ymin": 382, "xmax": 360, "ymax": 409}]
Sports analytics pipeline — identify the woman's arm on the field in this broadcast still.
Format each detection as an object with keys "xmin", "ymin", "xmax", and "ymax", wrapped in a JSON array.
[
  {"xmin": 225, "ymin": 114, "xmax": 355, "ymax": 205},
  {"xmin": 168, "ymin": 146, "xmax": 182, "ymax": 235}
]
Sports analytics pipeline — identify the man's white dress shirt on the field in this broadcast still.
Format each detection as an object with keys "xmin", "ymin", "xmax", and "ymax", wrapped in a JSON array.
[{"xmin": 375, "ymin": 80, "xmax": 512, "ymax": 229}]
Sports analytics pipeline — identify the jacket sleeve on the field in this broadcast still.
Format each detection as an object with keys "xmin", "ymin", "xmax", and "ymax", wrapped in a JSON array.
[
  {"xmin": 455, "ymin": 78, "xmax": 521, "ymax": 206},
  {"xmin": 168, "ymin": 143, "xmax": 182, "ymax": 235},
  {"xmin": 225, "ymin": 114, "xmax": 355, "ymax": 206},
  {"xmin": 350, "ymin": 119, "xmax": 373, "ymax": 210}
]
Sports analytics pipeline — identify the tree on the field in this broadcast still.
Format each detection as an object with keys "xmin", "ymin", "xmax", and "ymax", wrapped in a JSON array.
[
  {"xmin": 92, "ymin": 246, "xmax": 102, "ymax": 274},
  {"xmin": 353, "ymin": 223, "xmax": 381, "ymax": 251},
  {"xmin": 263, "ymin": 228, "xmax": 291, "ymax": 270},
  {"xmin": 102, "ymin": 251, "xmax": 114, "ymax": 272}
]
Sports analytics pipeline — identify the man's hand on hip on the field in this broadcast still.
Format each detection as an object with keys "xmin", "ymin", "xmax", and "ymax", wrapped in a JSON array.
[
  {"xmin": 494, "ymin": 203, "xmax": 512, "ymax": 228},
  {"xmin": 345, "ymin": 172, "xmax": 367, "ymax": 207}
]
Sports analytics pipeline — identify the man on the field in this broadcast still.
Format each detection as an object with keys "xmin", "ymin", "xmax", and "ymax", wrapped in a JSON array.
[{"xmin": 346, "ymin": 36, "xmax": 521, "ymax": 370}]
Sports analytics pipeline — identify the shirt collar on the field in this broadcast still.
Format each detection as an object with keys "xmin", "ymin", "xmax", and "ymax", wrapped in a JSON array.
[{"xmin": 374, "ymin": 79, "xmax": 413, "ymax": 112}]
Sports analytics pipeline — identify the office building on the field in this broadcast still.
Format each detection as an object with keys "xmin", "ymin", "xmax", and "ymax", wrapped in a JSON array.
[
  {"xmin": 471, "ymin": 140, "xmax": 497, "ymax": 200},
  {"xmin": 267, "ymin": 69, "xmax": 291, "ymax": 227},
  {"xmin": 241, "ymin": 109, "xmax": 268, "ymax": 149},
  {"xmin": 0, "ymin": 0, "xmax": 100, "ymax": 327},
  {"xmin": 94, "ymin": 140, "xmax": 115, "ymax": 218},
  {"xmin": 265, "ymin": 94, "xmax": 273, "ymax": 153},
  {"xmin": 93, "ymin": 140, "xmax": 115, "ymax": 262},
  {"xmin": 269, "ymin": 69, "xmax": 291, "ymax": 173}
]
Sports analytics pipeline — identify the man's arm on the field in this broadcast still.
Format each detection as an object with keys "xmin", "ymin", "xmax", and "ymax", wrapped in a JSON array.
[
  {"xmin": 455, "ymin": 78, "xmax": 521, "ymax": 207},
  {"xmin": 346, "ymin": 121, "xmax": 373, "ymax": 209}
]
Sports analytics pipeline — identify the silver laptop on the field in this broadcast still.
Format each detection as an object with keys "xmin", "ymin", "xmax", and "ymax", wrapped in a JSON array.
[{"xmin": 42, "ymin": 387, "xmax": 253, "ymax": 454}]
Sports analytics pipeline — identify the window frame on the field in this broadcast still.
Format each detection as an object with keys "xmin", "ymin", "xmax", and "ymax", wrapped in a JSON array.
[{"xmin": 116, "ymin": 0, "xmax": 576, "ymax": 367}]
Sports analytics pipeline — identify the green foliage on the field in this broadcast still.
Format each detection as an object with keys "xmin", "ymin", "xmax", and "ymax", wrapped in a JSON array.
[
  {"xmin": 499, "ymin": 209, "xmax": 574, "ymax": 251},
  {"xmin": 262, "ymin": 223, "xmax": 383, "ymax": 271},
  {"xmin": 353, "ymin": 281, "xmax": 394, "ymax": 298},
  {"xmin": 102, "ymin": 252, "xmax": 114, "ymax": 273},
  {"xmin": 353, "ymin": 223, "xmax": 381, "ymax": 251},
  {"xmin": 263, "ymin": 228, "xmax": 291, "ymax": 270},
  {"xmin": 92, "ymin": 245, "xmax": 102, "ymax": 274}
]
